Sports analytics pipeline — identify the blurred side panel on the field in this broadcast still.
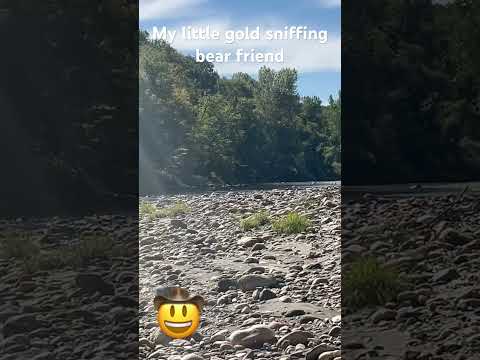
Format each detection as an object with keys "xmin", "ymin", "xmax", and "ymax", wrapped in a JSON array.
[
  {"xmin": 342, "ymin": 1, "xmax": 480, "ymax": 359},
  {"xmin": 0, "ymin": 1, "xmax": 139, "ymax": 359}
]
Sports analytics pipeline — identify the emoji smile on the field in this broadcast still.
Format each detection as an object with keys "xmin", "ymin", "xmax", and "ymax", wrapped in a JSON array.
[{"xmin": 164, "ymin": 320, "xmax": 192, "ymax": 332}]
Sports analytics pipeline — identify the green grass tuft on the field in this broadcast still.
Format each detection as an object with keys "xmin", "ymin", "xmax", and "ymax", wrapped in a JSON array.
[
  {"xmin": 140, "ymin": 200, "xmax": 191, "ymax": 220},
  {"xmin": 69, "ymin": 235, "xmax": 117, "ymax": 265},
  {"xmin": 272, "ymin": 212, "xmax": 310, "ymax": 234},
  {"xmin": 240, "ymin": 211, "xmax": 270, "ymax": 231},
  {"xmin": 1, "ymin": 232, "xmax": 131, "ymax": 272},
  {"xmin": 343, "ymin": 257, "xmax": 403, "ymax": 310},
  {"xmin": 140, "ymin": 201, "xmax": 158, "ymax": 220},
  {"xmin": 0, "ymin": 232, "xmax": 40, "ymax": 260},
  {"xmin": 158, "ymin": 201, "xmax": 191, "ymax": 218}
]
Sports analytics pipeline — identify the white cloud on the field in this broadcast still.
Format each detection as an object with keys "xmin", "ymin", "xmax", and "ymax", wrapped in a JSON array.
[
  {"xmin": 211, "ymin": 36, "xmax": 341, "ymax": 75},
  {"xmin": 140, "ymin": 0, "xmax": 208, "ymax": 20},
  {"xmin": 315, "ymin": 0, "xmax": 341, "ymax": 8},
  {"xmin": 155, "ymin": 21, "xmax": 340, "ymax": 75}
]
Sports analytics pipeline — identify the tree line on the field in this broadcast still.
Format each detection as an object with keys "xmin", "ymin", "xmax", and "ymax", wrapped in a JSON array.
[
  {"xmin": 1, "ymin": 2, "xmax": 138, "ymax": 216},
  {"xmin": 343, "ymin": 0, "xmax": 480, "ymax": 184},
  {"xmin": 139, "ymin": 31, "xmax": 341, "ymax": 194}
]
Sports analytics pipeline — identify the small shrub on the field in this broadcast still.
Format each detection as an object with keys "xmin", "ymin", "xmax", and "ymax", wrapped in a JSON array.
[
  {"xmin": 1, "ymin": 231, "xmax": 132, "ymax": 273},
  {"xmin": 25, "ymin": 251, "xmax": 67, "ymax": 272},
  {"xmin": 140, "ymin": 200, "xmax": 191, "ymax": 220},
  {"xmin": 66, "ymin": 234, "xmax": 132, "ymax": 267},
  {"xmin": 272, "ymin": 212, "xmax": 310, "ymax": 234},
  {"xmin": 0, "ymin": 232, "xmax": 40, "ymax": 260},
  {"xmin": 343, "ymin": 257, "xmax": 402, "ymax": 310},
  {"xmin": 0, "ymin": 232, "xmax": 63, "ymax": 272},
  {"xmin": 139, "ymin": 201, "xmax": 158, "ymax": 220},
  {"xmin": 158, "ymin": 201, "xmax": 191, "ymax": 218},
  {"xmin": 240, "ymin": 211, "xmax": 270, "ymax": 231},
  {"xmin": 72, "ymin": 235, "xmax": 115, "ymax": 261}
]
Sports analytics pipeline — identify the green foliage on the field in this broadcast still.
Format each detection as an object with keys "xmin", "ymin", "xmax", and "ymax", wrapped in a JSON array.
[
  {"xmin": 343, "ymin": 258, "xmax": 402, "ymax": 310},
  {"xmin": 140, "ymin": 200, "xmax": 158, "ymax": 219},
  {"xmin": 240, "ymin": 211, "xmax": 270, "ymax": 231},
  {"xmin": 71, "ymin": 235, "xmax": 117, "ymax": 261},
  {"xmin": 3, "ymin": 5, "xmax": 139, "ymax": 217},
  {"xmin": 1, "ymin": 232, "xmax": 130, "ymax": 273},
  {"xmin": 272, "ymin": 212, "xmax": 311, "ymax": 234},
  {"xmin": 139, "ymin": 37, "xmax": 341, "ymax": 194},
  {"xmin": 343, "ymin": 1, "xmax": 480, "ymax": 182},
  {"xmin": 0, "ymin": 232, "xmax": 40, "ymax": 260},
  {"xmin": 157, "ymin": 201, "xmax": 191, "ymax": 218},
  {"xmin": 24, "ymin": 237, "xmax": 111, "ymax": 271},
  {"xmin": 140, "ymin": 200, "xmax": 190, "ymax": 219}
]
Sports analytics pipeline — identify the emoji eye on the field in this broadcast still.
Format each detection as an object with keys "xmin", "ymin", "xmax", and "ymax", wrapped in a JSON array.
[
  {"xmin": 170, "ymin": 305, "xmax": 175, "ymax": 317},
  {"xmin": 182, "ymin": 305, "xmax": 187, "ymax": 317}
]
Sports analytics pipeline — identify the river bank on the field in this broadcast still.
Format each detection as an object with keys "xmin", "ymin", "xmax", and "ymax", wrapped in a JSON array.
[
  {"xmin": 0, "ymin": 214, "xmax": 138, "ymax": 359},
  {"xmin": 342, "ymin": 186, "xmax": 480, "ymax": 359},
  {"xmin": 139, "ymin": 185, "xmax": 341, "ymax": 360}
]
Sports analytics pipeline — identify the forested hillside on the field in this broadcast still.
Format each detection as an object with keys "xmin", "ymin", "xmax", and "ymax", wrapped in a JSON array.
[
  {"xmin": 1, "ymin": 2, "xmax": 138, "ymax": 216},
  {"xmin": 343, "ymin": 0, "xmax": 480, "ymax": 184},
  {"xmin": 139, "ymin": 31, "xmax": 340, "ymax": 194}
]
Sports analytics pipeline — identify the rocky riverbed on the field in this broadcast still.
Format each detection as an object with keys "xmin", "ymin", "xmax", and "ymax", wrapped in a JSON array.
[
  {"xmin": 342, "ymin": 188, "xmax": 480, "ymax": 359},
  {"xmin": 140, "ymin": 185, "xmax": 341, "ymax": 360},
  {"xmin": 0, "ymin": 214, "xmax": 138, "ymax": 359}
]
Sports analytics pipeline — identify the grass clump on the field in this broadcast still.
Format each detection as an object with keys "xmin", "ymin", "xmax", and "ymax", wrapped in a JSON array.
[
  {"xmin": 139, "ymin": 200, "xmax": 158, "ymax": 220},
  {"xmin": 0, "ymin": 232, "xmax": 40, "ymax": 260},
  {"xmin": 59, "ymin": 234, "xmax": 132, "ymax": 267},
  {"xmin": 1, "ymin": 232, "xmax": 130, "ymax": 272},
  {"xmin": 343, "ymin": 257, "xmax": 402, "ymax": 310},
  {"xmin": 272, "ymin": 212, "xmax": 310, "ymax": 234},
  {"xmin": 240, "ymin": 211, "xmax": 270, "ymax": 231},
  {"xmin": 158, "ymin": 201, "xmax": 191, "ymax": 218},
  {"xmin": 71, "ymin": 235, "xmax": 117, "ymax": 262},
  {"xmin": 140, "ymin": 200, "xmax": 191, "ymax": 220},
  {"xmin": 0, "ymin": 232, "xmax": 61, "ymax": 272},
  {"xmin": 65, "ymin": 234, "xmax": 133, "ymax": 267}
]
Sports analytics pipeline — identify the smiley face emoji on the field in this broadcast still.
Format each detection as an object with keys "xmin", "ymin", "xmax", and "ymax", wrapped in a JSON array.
[
  {"xmin": 157, "ymin": 302, "xmax": 200, "ymax": 338},
  {"xmin": 153, "ymin": 287, "xmax": 205, "ymax": 339}
]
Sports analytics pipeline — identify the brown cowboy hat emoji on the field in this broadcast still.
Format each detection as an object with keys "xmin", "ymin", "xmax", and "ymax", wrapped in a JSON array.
[{"xmin": 153, "ymin": 287, "xmax": 205, "ymax": 311}]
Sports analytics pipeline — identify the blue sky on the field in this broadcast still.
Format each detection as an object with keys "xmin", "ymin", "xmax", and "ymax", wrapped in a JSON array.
[{"xmin": 140, "ymin": 0, "xmax": 340, "ymax": 102}]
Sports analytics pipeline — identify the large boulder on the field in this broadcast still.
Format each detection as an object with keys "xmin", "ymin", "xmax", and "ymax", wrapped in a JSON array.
[
  {"xmin": 276, "ymin": 330, "xmax": 314, "ymax": 349},
  {"xmin": 237, "ymin": 274, "xmax": 277, "ymax": 291},
  {"xmin": 318, "ymin": 350, "xmax": 341, "ymax": 360},
  {"xmin": 217, "ymin": 277, "xmax": 238, "ymax": 292},
  {"xmin": 228, "ymin": 325, "xmax": 276, "ymax": 349},
  {"xmin": 306, "ymin": 344, "xmax": 337, "ymax": 360},
  {"xmin": 237, "ymin": 236, "xmax": 263, "ymax": 248}
]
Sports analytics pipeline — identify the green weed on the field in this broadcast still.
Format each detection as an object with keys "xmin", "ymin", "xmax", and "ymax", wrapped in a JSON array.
[
  {"xmin": 158, "ymin": 201, "xmax": 191, "ymax": 217},
  {"xmin": 240, "ymin": 211, "xmax": 270, "ymax": 231},
  {"xmin": 139, "ymin": 200, "xmax": 158, "ymax": 220},
  {"xmin": 272, "ymin": 212, "xmax": 310, "ymax": 234},
  {"xmin": 1, "ymin": 232, "xmax": 130, "ymax": 272},
  {"xmin": 0, "ymin": 232, "xmax": 40, "ymax": 260},
  {"xmin": 343, "ymin": 257, "xmax": 403, "ymax": 310},
  {"xmin": 140, "ymin": 200, "xmax": 191, "ymax": 220}
]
